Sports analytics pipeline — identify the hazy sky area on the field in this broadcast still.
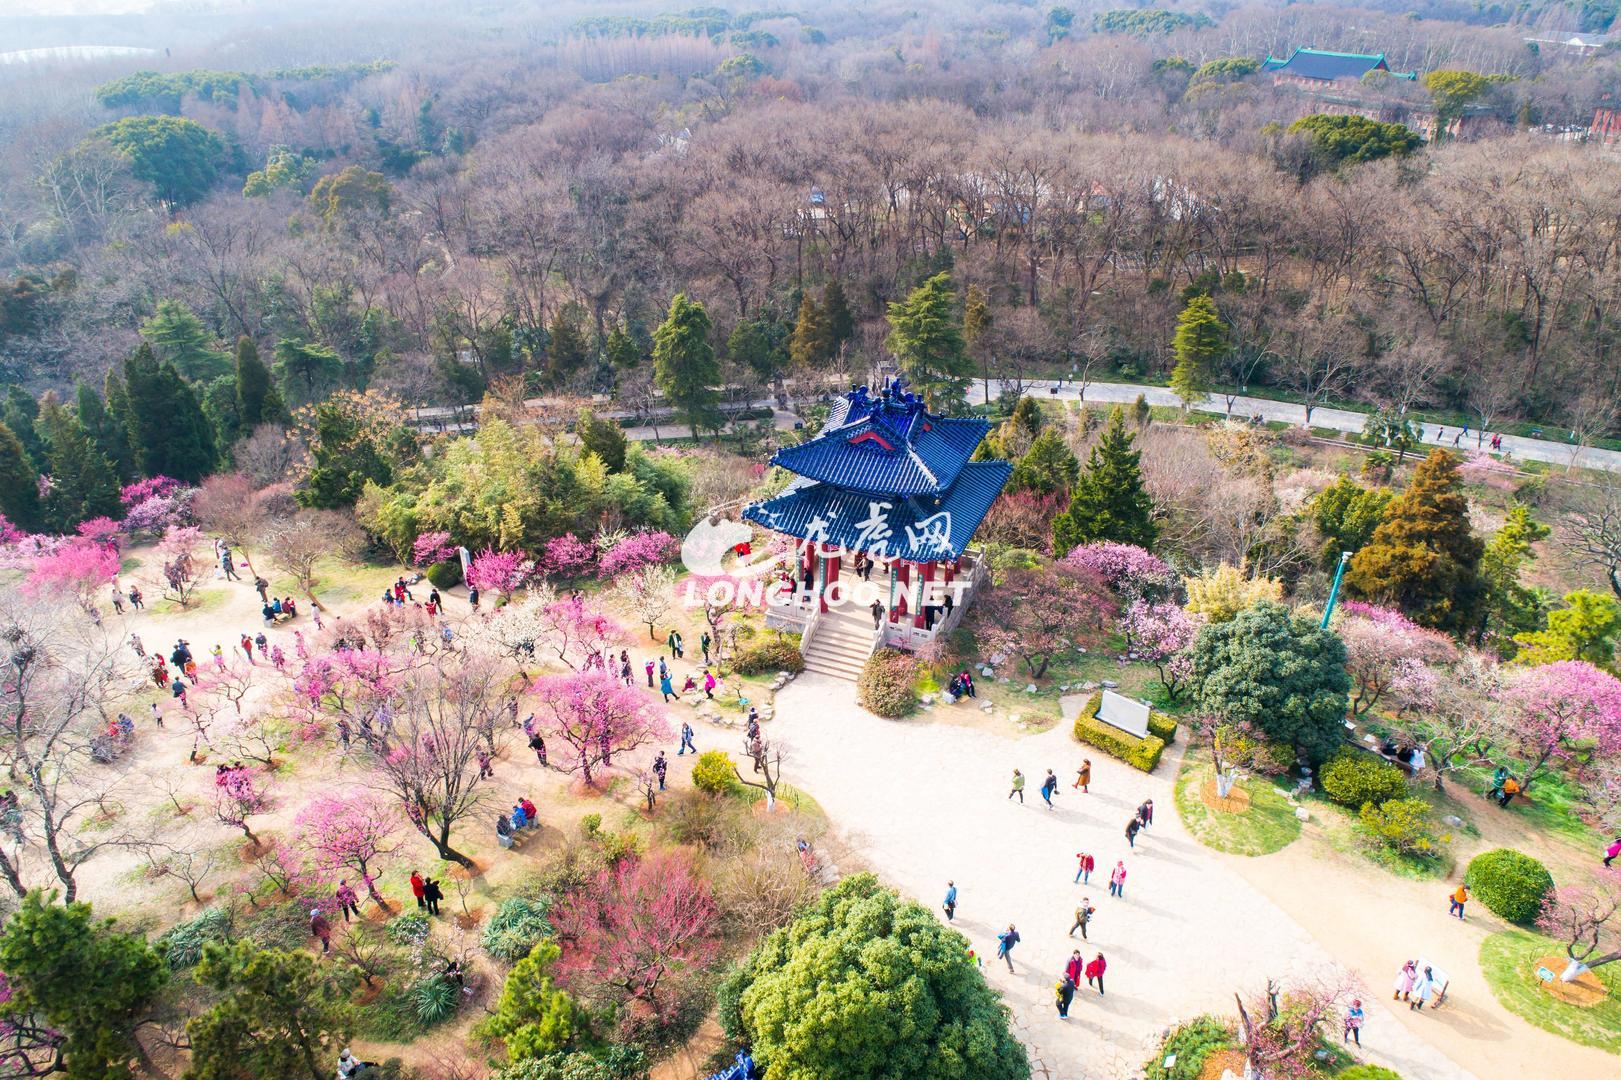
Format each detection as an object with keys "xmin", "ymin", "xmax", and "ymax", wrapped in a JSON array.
[{"xmin": 10, "ymin": 1, "xmax": 162, "ymax": 13}]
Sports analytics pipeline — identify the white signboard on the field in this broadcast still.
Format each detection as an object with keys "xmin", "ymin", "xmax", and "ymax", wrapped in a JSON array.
[{"xmin": 1098, "ymin": 690, "xmax": 1151, "ymax": 739}]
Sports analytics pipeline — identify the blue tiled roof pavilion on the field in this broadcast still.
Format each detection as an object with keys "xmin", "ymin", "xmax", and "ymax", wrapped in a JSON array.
[{"xmin": 743, "ymin": 379, "xmax": 1011, "ymax": 564}]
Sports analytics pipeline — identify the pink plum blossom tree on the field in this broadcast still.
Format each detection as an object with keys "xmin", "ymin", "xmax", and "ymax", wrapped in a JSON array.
[
  {"xmin": 1502, "ymin": 660, "xmax": 1621, "ymax": 791},
  {"xmin": 539, "ymin": 532, "xmax": 598, "ymax": 579},
  {"xmin": 1119, "ymin": 600, "xmax": 1201, "ymax": 700},
  {"xmin": 1337, "ymin": 602, "xmax": 1459, "ymax": 716},
  {"xmin": 465, "ymin": 548, "xmax": 534, "ymax": 595},
  {"xmin": 551, "ymin": 850, "xmax": 719, "ymax": 1023},
  {"xmin": 531, "ymin": 669, "xmax": 669, "ymax": 786},
  {"xmin": 295, "ymin": 794, "xmax": 402, "ymax": 910},
  {"xmin": 597, "ymin": 531, "xmax": 679, "ymax": 579},
  {"xmin": 21, "ymin": 537, "xmax": 121, "ymax": 613},
  {"xmin": 1064, "ymin": 541, "xmax": 1177, "ymax": 601},
  {"xmin": 1537, "ymin": 871, "xmax": 1621, "ymax": 982},
  {"xmin": 411, "ymin": 530, "xmax": 455, "ymax": 567},
  {"xmin": 156, "ymin": 524, "xmax": 204, "ymax": 608}
]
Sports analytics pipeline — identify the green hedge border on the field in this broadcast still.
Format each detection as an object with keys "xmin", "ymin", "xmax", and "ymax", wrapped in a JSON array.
[{"xmin": 1072, "ymin": 691, "xmax": 1169, "ymax": 772}]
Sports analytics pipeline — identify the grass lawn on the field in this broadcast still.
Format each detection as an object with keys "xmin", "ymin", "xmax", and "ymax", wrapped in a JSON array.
[
  {"xmin": 1481, "ymin": 929, "xmax": 1621, "ymax": 1053},
  {"xmin": 1173, "ymin": 753, "xmax": 1301, "ymax": 857},
  {"xmin": 267, "ymin": 558, "xmax": 402, "ymax": 607},
  {"xmin": 1452, "ymin": 763, "xmax": 1601, "ymax": 850}
]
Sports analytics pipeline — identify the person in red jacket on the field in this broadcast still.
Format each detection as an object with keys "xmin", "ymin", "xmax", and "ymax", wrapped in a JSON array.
[
  {"xmin": 310, "ymin": 908, "xmax": 332, "ymax": 953},
  {"xmin": 1085, "ymin": 952, "xmax": 1107, "ymax": 995},
  {"xmin": 1064, "ymin": 949, "xmax": 1084, "ymax": 987},
  {"xmin": 409, "ymin": 870, "xmax": 426, "ymax": 910}
]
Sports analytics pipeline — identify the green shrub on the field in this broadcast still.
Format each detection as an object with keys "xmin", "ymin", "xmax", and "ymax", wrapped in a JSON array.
[
  {"xmin": 411, "ymin": 975, "xmax": 459, "ymax": 1025},
  {"xmin": 482, "ymin": 896, "xmax": 554, "ymax": 962},
  {"xmin": 1466, "ymin": 848, "xmax": 1554, "ymax": 924},
  {"xmin": 1358, "ymin": 797, "xmax": 1443, "ymax": 857},
  {"xmin": 157, "ymin": 907, "xmax": 231, "ymax": 969},
  {"xmin": 386, "ymin": 911, "xmax": 431, "ymax": 947},
  {"xmin": 241, "ymin": 899, "xmax": 313, "ymax": 951},
  {"xmin": 1071, "ymin": 692, "xmax": 1166, "ymax": 772},
  {"xmin": 858, "ymin": 648, "xmax": 919, "ymax": 718},
  {"xmin": 1144, "ymin": 1015, "xmax": 1234, "ymax": 1080},
  {"xmin": 425, "ymin": 559, "xmax": 462, "ymax": 588},
  {"xmin": 1320, "ymin": 747, "xmax": 1408, "ymax": 808},
  {"xmin": 733, "ymin": 635, "xmax": 804, "ymax": 675},
  {"xmin": 691, "ymin": 750, "xmax": 741, "ymax": 795},
  {"xmin": 492, "ymin": 1045, "xmax": 648, "ymax": 1080},
  {"xmin": 1338, "ymin": 1067, "xmax": 1403, "ymax": 1080}
]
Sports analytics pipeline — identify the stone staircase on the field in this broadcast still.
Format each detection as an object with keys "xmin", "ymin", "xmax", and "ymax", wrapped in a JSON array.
[{"xmin": 802, "ymin": 609, "xmax": 878, "ymax": 680}]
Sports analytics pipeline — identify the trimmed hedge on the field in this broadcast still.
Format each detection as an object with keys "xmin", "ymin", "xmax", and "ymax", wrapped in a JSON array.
[
  {"xmin": 858, "ymin": 649, "xmax": 919, "ymax": 718},
  {"xmin": 1147, "ymin": 712, "xmax": 1178, "ymax": 745},
  {"xmin": 425, "ymin": 559, "xmax": 462, "ymax": 588},
  {"xmin": 1319, "ymin": 747, "xmax": 1407, "ymax": 808},
  {"xmin": 1338, "ymin": 1068, "xmax": 1403, "ymax": 1080},
  {"xmin": 733, "ymin": 636, "xmax": 804, "ymax": 675},
  {"xmin": 1071, "ymin": 692, "xmax": 1166, "ymax": 773},
  {"xmin": 1466, "ymin": 848, "xmax": 1554, "ymax": 925}
]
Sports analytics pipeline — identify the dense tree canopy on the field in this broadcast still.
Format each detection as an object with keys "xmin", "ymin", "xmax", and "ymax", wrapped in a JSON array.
[
  {"xmin": 1053, "ymin": 407, "xmax": 1156, "ymax": 552},
  {"xmin": 88, "ymin": 115, "xmax": 228, "ymax": 207},
  {"xmin": 1191, "ymin": 600, "xmax": 1352, "ymax": 762},
  {"xmin": 718, "ymin": 874, "xmax": 1027, "ymax": 1080}
]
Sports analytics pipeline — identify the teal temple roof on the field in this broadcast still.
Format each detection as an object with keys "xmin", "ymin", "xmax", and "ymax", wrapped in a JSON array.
[{"xmin": 1261, "ymin": 47, "xmax": 1417, "ymax": 81}]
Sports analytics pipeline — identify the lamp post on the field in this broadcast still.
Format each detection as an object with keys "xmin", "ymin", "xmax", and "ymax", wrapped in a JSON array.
[{"xmin": 1321, "ymin": 551, "xmax": 1352, "ymax": 629}]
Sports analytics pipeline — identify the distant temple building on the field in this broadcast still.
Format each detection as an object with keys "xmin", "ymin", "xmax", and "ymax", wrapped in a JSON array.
[
  {"xmin": 1261, "ymin": 47, "xmax": 1416, "ymax": 87},
  {"xmin": 745, "ymin": 379, "xmax": 1009, "ymax": 678}
]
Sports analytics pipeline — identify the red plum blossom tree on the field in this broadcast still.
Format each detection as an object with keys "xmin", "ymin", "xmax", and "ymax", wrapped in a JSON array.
[{"xmin": 531, "ymin": 669, "xmax": 669, "ymax": 786}]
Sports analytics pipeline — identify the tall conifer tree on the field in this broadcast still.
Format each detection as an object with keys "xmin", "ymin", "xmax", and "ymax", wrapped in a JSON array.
[
  {"xmin": 1052, "ymin": 406, "xmax": 1157, "ymax": 553},
  {"xmin": 123, "ymin": 344, "xmax": 217, "ymax": 483},
  {"xmin": 0, "ymin": 420, "xmax": 43, "ymax": 532}
]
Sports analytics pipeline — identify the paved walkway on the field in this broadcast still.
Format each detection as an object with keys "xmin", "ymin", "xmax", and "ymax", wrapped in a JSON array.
[
  {"xmin": 970, "ymin": 379, "xmax": 1621, "ymax": 473},
  {"xmin": 772, "ymin": 676, "xmax": 1472, "ymax": 1080}
]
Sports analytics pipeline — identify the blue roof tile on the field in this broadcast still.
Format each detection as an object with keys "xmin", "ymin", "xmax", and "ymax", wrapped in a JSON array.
[
  {"xmin": 1260, "ymin": 47, "xmax": 1414, "ymax": 81},
  {"xmin": 769, "ymin": 380, "xmax": 990, "ymax": 495},
  {"xmin": 743, "ymin": 460, "xmax": 1012, "ymax": 563}
]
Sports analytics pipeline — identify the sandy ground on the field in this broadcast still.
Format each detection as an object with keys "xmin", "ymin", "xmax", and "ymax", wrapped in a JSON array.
[{"xmin": 771, "ymin": 672, "xmax": 1570, "ymax": 1080}]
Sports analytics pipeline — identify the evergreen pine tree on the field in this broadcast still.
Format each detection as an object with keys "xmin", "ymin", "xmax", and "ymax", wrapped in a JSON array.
[
  {"xmin": 789, "ymin": 292, "xmax": 831, "ymax": 369},
  {"xmin": 123, "ymin": 344, "xmax": 218, "ymax": 483},
  {"xmin": 234, "ymin": 336, "xmax": 285, "ymax": 429},
  {"xmin": 546, "ymin": 304, "xmax": 591, "ymax": 381},
  {"xmin": 823, "ymin": 279, "xmax": 855, "ymax": 352},
  {"xmin": 727, "ymin": 317, "xmax": 781, "ymax": 381},
  {"xmin": 3, "ymin": 385, "xmax": 45, "ymax": 466},
  {"xmin": 39, "ymin": 395, "xmax": 121, "ymax": 529},
  {"xmin": 1344, "ymin": 449, "xmax": 1485, "ymax": 633},
  {"xmin": 652, "ymin": 293, "xmax": 721, "ymax": 437},
  {"xmin": 0, "ymin": 420, "xmax": 43, "ymax": 532},
  {"xmin": 75, "ymin": 380, "xmax": 135, "ymax": 481},
  {"xmin": 1479, "ymin": 503, "xmax": 1550, "ymax": 640},
  {"xmin": 1008, "ymin": 428, "xmax": 1080, "ymax": 496},
  {"xmin": 885, "ymin": 272, "xmax": 972, "ymax": 411},
  {"xmin": 1169, "ymin": 294, "xmax": 1226, "ymax": 410},
  {"xmin": 1052, "ymin": 406, "xmax": 1157, "ymax": 554},
  {"xmin": 140, "ymin": 299, "xmax": 232, "ymax": 381},
  {"xmin": 604, "ymin": 323, "xmax": 642, "ymax": 368}
]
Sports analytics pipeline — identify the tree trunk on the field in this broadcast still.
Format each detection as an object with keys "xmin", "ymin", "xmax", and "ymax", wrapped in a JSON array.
[{"xmin": 432, "ymin": 820, "xmax": 473, "ymax": 867}]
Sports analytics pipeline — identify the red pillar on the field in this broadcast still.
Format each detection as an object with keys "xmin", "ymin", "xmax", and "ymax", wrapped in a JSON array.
[
  {"xmin": 821, "ymin": 543, "xmax": 841, "ymax": 614},
  {"xmin": 914, "ymin": 562, "xmax": 935, "ymax": 628}
]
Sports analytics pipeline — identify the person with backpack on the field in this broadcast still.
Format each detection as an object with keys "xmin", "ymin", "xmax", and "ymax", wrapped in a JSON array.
[
  {"xmin": 1069, "ymin": 898, "xmax": 1096, "ymax": 940},
  {"xmin": 995, "ymin": 924, "xmax": 1021, "ymax": 973},
  {"xmin": 1054, "ymin": 975, "xmax": 1076, "ymax": 1019}
]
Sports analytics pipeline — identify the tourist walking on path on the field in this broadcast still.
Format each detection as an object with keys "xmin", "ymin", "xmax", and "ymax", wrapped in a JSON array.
[
  {"xmin": 1069, "ymin": 898, "xmax": 1095, "ymax": 939},
  {"xmin": 645, "ymin": 659, "xmax": 655, "ymax": 688},
  {"xmin": 1125, "ymin": 816, "xmax": 1141, "ymax": 848},
  {"xmin": 1064, "ymin": 950, "xmax": 1084, "ymax": 988},
  {"xmin": 1108, "ymin": 860, "xmax": 1126, "ymax": 898},
  {"xmin": 701, "ymin": 631, "xmax": 712, "ymax": 664},
  {"xmin": 996, "ymin": 925, "xmax": 1021, "ymax": 973},
  {"xmin": 1055, "ymin": 976, "xmax": 1075, "ymax": 1019},
  {"xmin": 1040, "ymin": 769, "xmax": 1058, "ymax": 810},
  {"xmin": 1409, "ymin": 966, "xmax": 1436, "ymax": 1011},
  {"xmin": 310, "ymin": 909, "xmax": 332, "ymax": 953},
  {"xmin": 1008, "ymin": 769, "xmax": 1025, "ymax": 803},
  {"xmin": 660, "ymin": 671, "xmax": 676, "ymax": 701},
  {"xmin": 702, "ymin": 670, "xmax": 717, "ymax": 699},
  {"xmin": 240, "ymin": 634, "xmax": 255, "ymax": 663},
  {"xmin": 1343, "ymin": 1000, "xmax": 1365, "ymax": 1046},
  {"xmin": 1084, "ymin": 952, "xmax": 1106, "ymax": 994},
  {"xmin": 1605, "ymin": 837, "xmax": 1621, "ymax": 867},
  {"xmin": 667, "ymin": 629, "xmax": 683, "ymax": 658},
  {"xmin": 529, "ymin": 732, "xmax": 547, "ymax": 766},
  {"xmin": 943, "ymin": 880, "xmax": 957, "ymax": 921},
  {"xmin": 653, "ymin": 752, "xmax": 668, "ymax": 790},
  {"xmin": 1073, "ymin": 759, "xmax": 1091, "ymax": 792},
  {"xmin": 1449, "ymin": 884, "xmax": 1469, "ymax": 920},
  {"xmin": 871, "ymin": 599, "xmax": 884, "ymax": 629},
  {"xmin": 1393, "ymin": 960, "xmax": 1417, "ymax": 1002},
  {"xmin": 679, "ymin": 721, "xmax": 696, "ymax": 755},
  {"xmin": 1137, "ymin": 799, "xmax": 1154, "ymax": 827},
  {"xmin": 1074, "ymin": 851, "xmax": 1095, "ymax": 884}
]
